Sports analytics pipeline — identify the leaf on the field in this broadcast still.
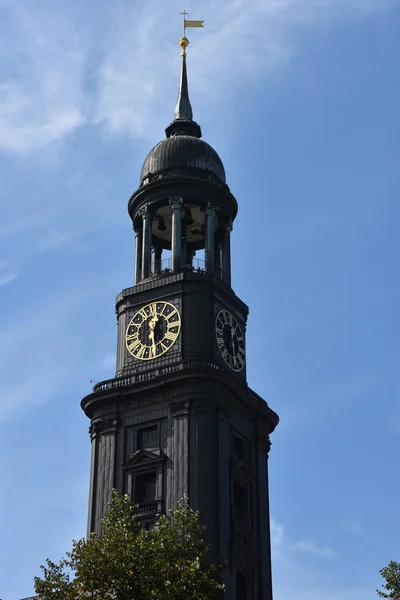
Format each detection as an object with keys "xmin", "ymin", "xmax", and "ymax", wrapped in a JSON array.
[
  {"xmin": 34, "ymin": 491, "xmax": 225, "ymax": 600},
  {"xmin": 377, "ymin": 561, "xmax": 400, "ymax": 599}
]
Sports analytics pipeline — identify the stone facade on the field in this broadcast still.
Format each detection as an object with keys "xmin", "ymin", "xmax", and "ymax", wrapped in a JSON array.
[{"xmin": 80, "ymin": 41, "xmax": 279, "ymax": 600}]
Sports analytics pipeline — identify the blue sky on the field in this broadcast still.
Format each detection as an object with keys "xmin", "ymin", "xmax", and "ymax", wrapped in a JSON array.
[{"xmin": 0, "ymin": 0, "xmax": 399, "ymax": 598}]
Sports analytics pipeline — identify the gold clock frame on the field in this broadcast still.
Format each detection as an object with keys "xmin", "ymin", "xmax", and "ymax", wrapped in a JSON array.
[{"xmin": 126, "ymin": 301, "xmax": 181, "ymax": 361}]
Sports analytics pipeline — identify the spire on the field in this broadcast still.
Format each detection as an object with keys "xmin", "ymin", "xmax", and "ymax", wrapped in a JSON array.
[
  {"xmin": 165, "ymin": 35, "xmax": 202, "ymax": 139},
  {"xmin": 174, "ymin": 40, "xmax": 193, "ymax": 121}
]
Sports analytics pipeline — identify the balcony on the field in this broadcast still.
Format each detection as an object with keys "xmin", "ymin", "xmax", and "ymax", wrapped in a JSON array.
[
  {"xmin": 92, "ymin": 359, "xmax": 222, "ymax": 393},
  {"xmin": 138, "ymin": 257, "xmax": 229, "ymax": 285},
  {"xmin": 137, "ymin": 499, "xmax": 162, "ymax": 516}
]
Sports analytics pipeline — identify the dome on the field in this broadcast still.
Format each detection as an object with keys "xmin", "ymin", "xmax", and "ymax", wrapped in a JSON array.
[{"xmin": 140, "ymin": 134, "xmax": 226, "ymax": 185}]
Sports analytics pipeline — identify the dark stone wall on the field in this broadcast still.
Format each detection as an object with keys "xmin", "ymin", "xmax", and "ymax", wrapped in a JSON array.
[
  {"xmin": 83, "ymin": 368, "xmax": 277, "ymax": 600},
  {"xmin": 82, "ymin": 269, "xmax": 278, "ymax": 600}
]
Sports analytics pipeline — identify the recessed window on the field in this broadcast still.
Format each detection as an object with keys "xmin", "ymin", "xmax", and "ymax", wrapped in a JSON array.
[
  {"xmin": 233, "ymin": 481, "xmax": 246, "ymax": 514},
  {"xmin": 135, "ymin": 472, "xmax": 156, "ymax": 504},
  {"xmin": 236, "ymin": 570, "xmax": 248, "ymax": 600},
  {"xmin": 137, "ymin": 425, "xmax": 158, "ymax": 450}
]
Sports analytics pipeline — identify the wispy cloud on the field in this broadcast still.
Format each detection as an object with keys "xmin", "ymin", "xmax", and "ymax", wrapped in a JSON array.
[
  {"xmin": 39, "ymin": 223, "xmax": 74, "ymax": 250},
  {"xmin": 271, "ymin": 518, "xmax": 284, "ymax": 548},
  {"xmin": 343, "ymin": 517, "xmax": 368, "ymax": 538},
  {"xmin": 270, "ymin": 518, "xmax": 377, "ymax": 600},
  {"xmin": 271, "ymin": 517, "xmax": 336, "ymax": 559},
  {"xmin": 0, "ymin": 2, "xmax": 86, "ymax": 153},
  {"xmin": 0, "ymin": 0, "xmax": 395, "ymax": 153},
  {"xmin": 292, "ymin": 539, "xmax": 336, "ymax": 558},
  {"xmin": 94, "ymin": 0, "xmax": 395, "ymax": 138},
  {"xmin": 0, "ymin": 261, "xmax": 18, "ymax": 286}
]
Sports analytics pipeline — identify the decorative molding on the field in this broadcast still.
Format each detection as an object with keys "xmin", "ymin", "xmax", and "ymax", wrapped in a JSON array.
[
  {"xmin": 168, "ymin": 196, "xmax": 184, "ymax": 210},
  {"xmin": 169, "ymin": 399, "xmax": 190, "ymax": 415},
  {"xmin": 224, "ymin": 218, "xmax": 233, "ymax": 232},
  {"xmin": 123, "ymin": 392, "xmax": 168, "ymax": 412},
  {"xmin": 191, "ymin": 397, "xmax": 219, "ymax": 413},
  {"xmin": 138, "ymin": 205, "xmax": 152, "ymax": 220},
  {"xmin": 123, "ymin": 448, "xmax": 165, "ymax": 472},
  {"xmin": 266, "ymin": 436, "xmax": 272, "ymax": 458},
  {"xmin": 204, "ymin": 201, "xmax": 218, "ymax": 217},
  {"xmin": 89, "ymin": 418, "xmax": 118, "ymax": 439},
  {"xmin": 92, "ymin": 407, "xmax": 117, "ymax": 419}
]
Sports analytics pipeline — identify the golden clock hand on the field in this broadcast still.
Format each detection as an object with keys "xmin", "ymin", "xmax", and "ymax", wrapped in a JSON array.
[
  {"xmin": 148, "ymin": 314, "xmax": 159, "ymax": 356},
  {"xmin": 148, "ymin": 329, "xmax": 156, "ymax": 357}
]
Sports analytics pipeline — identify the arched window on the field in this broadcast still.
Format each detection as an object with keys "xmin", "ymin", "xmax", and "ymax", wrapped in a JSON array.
[{"xmin": 236, "ymin": 570, "xmax": 248, "ymax": 600}]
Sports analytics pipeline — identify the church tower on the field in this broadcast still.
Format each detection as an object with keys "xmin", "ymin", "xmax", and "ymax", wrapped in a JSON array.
[{"xmin": 81, "ymin": 33, "xmax": 279, "ymax": 600}]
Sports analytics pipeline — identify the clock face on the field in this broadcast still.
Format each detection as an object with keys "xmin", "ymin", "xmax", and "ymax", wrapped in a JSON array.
[
  {"xmin": 126, "ymin": 301, "xmax": 181, "ymax": 361},
  {"xmin": 215, "ymin": 309, "xmax": 245, "ymax": 372}
]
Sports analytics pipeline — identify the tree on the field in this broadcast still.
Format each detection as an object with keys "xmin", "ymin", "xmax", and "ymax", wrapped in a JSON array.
[
  {"xmin": 377, "ymin": 561, "xmax": 400, "ymax": 599},
  {"xmin": 34, "ymin": 492, "xmax": 224, "ymax": 600}
]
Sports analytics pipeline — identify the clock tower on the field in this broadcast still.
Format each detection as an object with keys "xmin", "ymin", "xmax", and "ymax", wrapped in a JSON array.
[{"xmin": 81, "ymin": 35, "xmax": 279, "ymax": 600}]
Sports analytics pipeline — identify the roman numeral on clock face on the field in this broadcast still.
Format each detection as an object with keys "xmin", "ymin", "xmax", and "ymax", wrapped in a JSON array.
[
  {"xmin": 148, "ymin": 303, "xmax": 157, "ymax": 317},
  {"xmin": 134, "ymin": 345, "xmax": 147, "ymax": 360},
  {"xmin": 215, "ymin": 309, "xmax": 246, "ymax": 372},
  {"xmin": 125, "ymin": 301, "xmax": 181, "ymax": 361},
  {"xmin": 237, "ymin": 355, "xmax": 245, "ymax": 368},
  {"xmin": 126, "ymin": 332, "xmax": 139, "ymax": 342},
  {"xmin": 128, "ymin": 339, "xmax": 141, "ymax": 353},
  {"xmin": 164, "ymin": 330, "xmax": 177, "ymax": 341}
]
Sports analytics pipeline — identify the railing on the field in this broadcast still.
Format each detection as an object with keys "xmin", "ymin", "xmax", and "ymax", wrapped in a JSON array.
[
  {"xmin": 93, "ymin": 360, "xmax": 222, "ymax": 393},
  {"xmin": 138, "ymin": 258, "xmax": 229, "ymax": 285},
  {"xmin": 89, "ymin": 361, "xmax": 277, "ymax": 416},
  {"xmin": 138, "ymin": 500, "xmax": 162, "ymax": 516}
]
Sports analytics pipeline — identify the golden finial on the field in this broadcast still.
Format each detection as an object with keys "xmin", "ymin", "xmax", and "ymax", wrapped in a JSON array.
[
  {"xmin": 179, "ymin": 36, "xmax": 189, "ymax": 56},
  {"xmin": 179, "ymin": 10, "xmax": 204, "ymax": 55}
]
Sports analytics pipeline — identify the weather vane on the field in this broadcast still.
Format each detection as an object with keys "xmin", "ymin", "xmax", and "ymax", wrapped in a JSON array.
[{"xmin": 179, "ymin": 10, "xmax": 204, "ymax": 55}]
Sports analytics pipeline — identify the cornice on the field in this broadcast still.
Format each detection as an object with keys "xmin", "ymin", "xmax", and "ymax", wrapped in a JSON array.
[{"xmin": 81, "ymin": 362, "xmax": 278, "ymax": 433}]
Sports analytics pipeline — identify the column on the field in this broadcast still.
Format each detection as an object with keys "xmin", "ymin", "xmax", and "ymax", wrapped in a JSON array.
[
  {"xmin": 221, "ymin": 218, "xmax": 232, "ymax": 285},
  {"xmin": 169, "ymin": 196, "xmax": 183, "ymax": 272},
  {"xmin": 87, "ymin": 423, "xmax": 99, "ymax": 537},
  {"xmin": 204, "ymin": 202, "xmax": 217, "ymax": 274},
  {"xmin": 215, "ymin": 240, "xmax": 222, "ymax": 277},
  {"xmin": 154, "ymin": 246, "xmax": 162, "ymax": 273},
  {"xmin": 187, "ymin": 247, "xmax": 195, "ymax": 269},
  {"xmin": 134, "ymin": 227, "xmax": 143, "ymax": 285},
  {"xmin": 182, "ymin": 222, "xmax": 188, "ymax": 268},
  {"xmin": 140, "ymin": 206, "xmax": 152, "ymax": 279}
]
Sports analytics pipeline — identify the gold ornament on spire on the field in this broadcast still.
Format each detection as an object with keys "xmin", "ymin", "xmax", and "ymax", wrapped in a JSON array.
[
  {"xmin": 179, "ymin": 10, "xmax": 204, "ymax": 55},
  {"xmin": 179, "ymin": 36, "xmax": 189, "ymax": 56}
]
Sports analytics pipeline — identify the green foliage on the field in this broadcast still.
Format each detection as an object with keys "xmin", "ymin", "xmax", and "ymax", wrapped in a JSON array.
[
  {"xmin": 34, "ymin": 492, "xmax": 224, "ymax": 600},
  {"xmin": 377, "ymin": 561, "xmax": 400, "ymax": 599}
]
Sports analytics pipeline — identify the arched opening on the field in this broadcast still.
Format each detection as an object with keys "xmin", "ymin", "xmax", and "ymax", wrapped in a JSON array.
[{"xmin": 236, "ymin": 569, "xmax": 248, "ymax": 600}]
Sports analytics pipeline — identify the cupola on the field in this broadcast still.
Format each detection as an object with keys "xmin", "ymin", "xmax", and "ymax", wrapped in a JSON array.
[{"xmin": 128, "ymin": 35, "xmax": 238, "ymax": 286}]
